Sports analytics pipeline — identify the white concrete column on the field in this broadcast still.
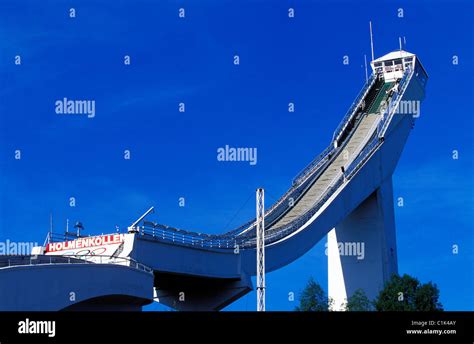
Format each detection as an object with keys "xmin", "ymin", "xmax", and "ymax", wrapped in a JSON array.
[{"xmin": 328, "ymin": 178, "xmax": 398, "ymax": 311}]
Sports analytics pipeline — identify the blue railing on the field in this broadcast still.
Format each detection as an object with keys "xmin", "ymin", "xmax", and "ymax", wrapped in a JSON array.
[
  {"xmin": 137, "ymin": 70, "xmax": 413, "ymax": 250},
  {"xmin": 291, "ymin": 145, "xmax": 334, "ymax": 187},
  {"xmin": 332, "ymin": 73, "xmax": 377, "ymax": 143},
  {"xmin": 346, "ymin": 134, "xmax": 381, "ymax": 180},
  {"xmin": 44, "ymin": 231, "xmax": 91, "ymax": 245},
  {"xmin": 232, "ymin": 73, "xmax": 382, "ymax": 237},
  {"xmin": 0, "ymin": 254, "xmax": 153, "ymax": 274},
  {"xmin": 292, "ymin": 73, "xmax": 377, "ymax": 187},
  {"xmin": 378, "ymin": 67, "xmax": 414, "ymax": 138},
  {"xmin": 36, "ymin": 70, "xmax": 410, "ymax": 254},
  {"xmin": 140, "ymin": 131, "xmax": 380, "ymax": 250}
]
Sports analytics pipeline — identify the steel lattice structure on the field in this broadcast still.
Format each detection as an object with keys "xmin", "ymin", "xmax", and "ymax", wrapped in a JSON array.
[{"xmin": 256, "ymin": 188, "xmax": 265, "ymax": 311}]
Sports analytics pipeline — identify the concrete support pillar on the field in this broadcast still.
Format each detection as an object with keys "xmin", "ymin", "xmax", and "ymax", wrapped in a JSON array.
[{"xmin": 328, "ymin": 178, "xmax": 398, "ymax": 310}]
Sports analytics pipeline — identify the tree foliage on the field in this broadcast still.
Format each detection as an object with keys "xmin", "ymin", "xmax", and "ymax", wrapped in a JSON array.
[
  {"xmin": 295, "ymin": 277, "xmax": 331, "ymax": 311},
  {"xmin": 344, "ymin": 288, "xmax": 373, "ymax": 311},
  {"xmin": 374, "ymin": 274, "xmax": 443, "ymax": 311},
  {"xmin": 295, "ymin": 274, "xmax": 442, "ymax": 312}
]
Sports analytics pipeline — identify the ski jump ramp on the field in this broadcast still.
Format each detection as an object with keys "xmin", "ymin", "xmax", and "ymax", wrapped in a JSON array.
[{"xmin": 0, "ymin": 50, "xmax": 428, "ymax": 311}]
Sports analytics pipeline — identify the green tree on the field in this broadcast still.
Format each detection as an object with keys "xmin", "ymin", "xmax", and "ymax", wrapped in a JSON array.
[
  {"xmin": 295, "ymin": 277, "xmax": 332, "ymax": 311},
  {"xmin": 344, "ymin": 288, "xmax": 373, "ymax": 311},
  {"xmin": 374, "ymin": 274, "xmax": 443, "ymax": 311}
]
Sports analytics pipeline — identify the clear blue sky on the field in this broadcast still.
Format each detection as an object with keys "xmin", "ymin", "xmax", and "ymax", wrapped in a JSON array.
[{"xmin": 0, "ymin": 0, "xmax": 472, "ymax": 311}]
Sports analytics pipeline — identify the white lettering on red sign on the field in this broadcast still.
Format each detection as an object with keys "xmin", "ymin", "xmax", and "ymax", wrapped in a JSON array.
[{"xmin": 46, "ymin": 234, "xmax": 125, "ymax": 253}]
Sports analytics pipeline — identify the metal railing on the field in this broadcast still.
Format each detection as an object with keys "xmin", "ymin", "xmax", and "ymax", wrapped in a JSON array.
[
  {"xmin": 0, "ymin": 254, "xmax": 153, "ymax": 274},
  {"xmin": 346, "ymin": 134, "xmax": 381, "ymax": 180},
  {"xmin": 134, "ymin": 77, "xmax": 387, "ymax": 248},
  {"xmin": 23, "ymin": 71, "xmax": 411, "ymax": 258},
  {"xmin": 378, "ymin": 67, "xmax": 414, "ymax": 138},
  {"xmin": 44, "ymin": 231, "xmax": 91, "ymax": 246},
  {"xmin": 139, "ymin": 132, "xmax": 378, "ymax": 250},
  {"xmin": 332, "ymin": 73, "xmax": 377, "ymax": 143},
  {"xmin": 291, "ymin": 145, "xmax": 334, "ymax": 187},
  {"xmin": 247, "ymin": 133, "xmax": 386, "ymax": 247},
  {"xmin": 225, "ymin": 73, "xmax": 382, "ymax": 238},
  {"xmin": 245, "ymin": 173, "xmax": 346, "ymax": 247},
  {"xmin": 128, "ymin": 71, "xmax": 410, "ymax": 250},
  {"xmin": 291, "ymin": 73, "xmax": 376, "ymax": 188},
  {"xmin": 224, "ymin": 148, "xmax": 334, "ymax": 238},
  {"xmin": 140, "ymin": 127, "xmax": 377, "ymax": 250}
]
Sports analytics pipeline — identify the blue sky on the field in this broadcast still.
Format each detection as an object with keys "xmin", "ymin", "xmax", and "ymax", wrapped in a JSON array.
[{"xmin": 0, "ymin": 0, "xmax": 472, "ymax": 311}]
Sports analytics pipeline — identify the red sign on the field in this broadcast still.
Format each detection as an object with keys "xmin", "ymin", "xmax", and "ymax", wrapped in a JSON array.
[{"xmin": 46, "ymin": 234, "xmax": 125, "ymax": 253}]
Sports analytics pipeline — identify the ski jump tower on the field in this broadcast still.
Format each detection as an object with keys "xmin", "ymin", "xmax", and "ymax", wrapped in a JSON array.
[
  {"xmin": 329, "ymin": 50, "xmax": 427, "ymax": 309},
  {"xmin": 0, "ymin": 50, "xmax": 428, "ymax": 311}
]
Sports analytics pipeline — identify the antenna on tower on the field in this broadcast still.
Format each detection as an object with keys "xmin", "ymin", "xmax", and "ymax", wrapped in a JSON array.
[
  {"xmin": 74, "ymin": 222, "xmax": 84, "ymax": 237},
  {"xmin": 49, "ymin": 213, "xmax": 53, "ymax": 235},
  {"xmin": 399, "ymin": 37, "xmax": 403, "ymax": 51},
  {"xmin": 369, "ymin": 21, "xmax": 375, "ymax": 61}
]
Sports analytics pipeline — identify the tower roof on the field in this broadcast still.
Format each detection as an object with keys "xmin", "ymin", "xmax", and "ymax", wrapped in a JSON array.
[{"xmin": 372, "ymin": 50, "xmax": 415, "ymax": 63}]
